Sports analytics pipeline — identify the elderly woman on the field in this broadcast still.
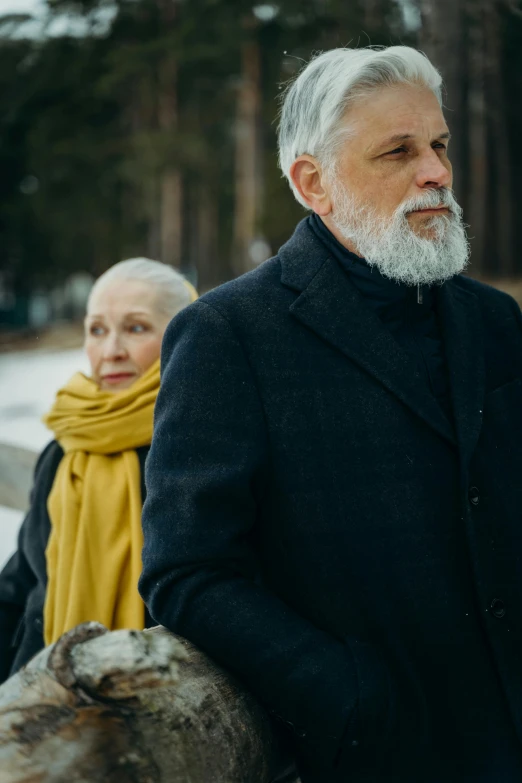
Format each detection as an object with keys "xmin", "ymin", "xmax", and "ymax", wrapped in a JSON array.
[{"xmin": 0, "ymin": 258, "xmax": 197, "ymax": 683}]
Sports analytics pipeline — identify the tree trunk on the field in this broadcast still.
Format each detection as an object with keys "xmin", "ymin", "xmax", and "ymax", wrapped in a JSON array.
[
  {"xmin": 0, "ymin": 623, "xmax": 296, "ymax": 783},
  {"xmin": 232, "ymin": 17, "xmax": 263, "ymax": 278},
  {"xmin": 146, "ymin": 175, "xmax": 162, "ymax": 262},
  {"xmin": 192, "ymin": 181, "xmax": 225, "ymax": 292},
  {"xmin": 128, "ymin": 75, "xmax": 162, "ymax": 261},
  {"xmin": 484, "ymin": 2, "xmax": 514, "ymax": 276},
  {"xmin": 158, "ymin": 0, "xmax": 182, "ymax": 268},
  {"xmin": 465, "ymin": 0, "xmax": 488, "ymax": 275},
  {"xmin": 418, "ymin": 0, "xmax": 467, "ymax": 204},
  {"xmin": 361, "ymin": 0, "xmax": 388, "ymax": 31}
]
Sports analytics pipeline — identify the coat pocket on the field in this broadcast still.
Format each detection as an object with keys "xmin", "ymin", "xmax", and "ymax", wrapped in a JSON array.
[
  {"xmin": 331, "ymin": 637, "xmax": 394, "ymax": 778},
  {"xmin": 335, "ymin": 637, "xmax": 431, "ymax": 778}
]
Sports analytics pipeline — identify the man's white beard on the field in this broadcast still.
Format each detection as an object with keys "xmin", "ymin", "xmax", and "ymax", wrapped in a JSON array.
[{"xmin": 330, "ymin": 182, "xmax": 470, "ymax": 286}]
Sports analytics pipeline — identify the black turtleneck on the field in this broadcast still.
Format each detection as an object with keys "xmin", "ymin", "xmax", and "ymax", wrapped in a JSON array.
[{"xmin": 308, "ymin": 212, "xmax": 452, "ymax": 420}]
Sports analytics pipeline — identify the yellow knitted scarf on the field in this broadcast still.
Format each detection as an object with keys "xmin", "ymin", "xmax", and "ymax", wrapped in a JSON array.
[{"xmin": 42, "ymin": 359, "xmax": 160, "ymax": 645}]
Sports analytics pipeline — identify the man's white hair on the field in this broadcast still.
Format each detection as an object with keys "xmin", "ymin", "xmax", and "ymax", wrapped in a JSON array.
[
  {"xmin": 89, "ymin": 257, "xmax": 197, "ymax": 318},
  {"xmin": 278, "ymin": 46, "xmax": 443, "ymax": 208}
]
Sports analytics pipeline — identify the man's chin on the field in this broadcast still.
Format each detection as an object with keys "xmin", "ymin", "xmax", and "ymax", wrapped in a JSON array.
[
  {"xmin": 407, "ymin": 214, "xmax": 448, "ymax": 239},
  {"xmin": 371, "ymin": 255, "xmax": 469, "ymax": 287}
]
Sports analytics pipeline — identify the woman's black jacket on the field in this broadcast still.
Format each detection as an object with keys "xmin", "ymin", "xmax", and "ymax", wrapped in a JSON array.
[{"xmin": 0, "ymin": 439, "xmax": 151, "ymax": 684}]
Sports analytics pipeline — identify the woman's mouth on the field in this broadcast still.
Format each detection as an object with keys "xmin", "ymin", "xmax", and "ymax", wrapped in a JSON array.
[{"xmin": 101, "ymin": 372, "xmax": 136, "ymax": 385}]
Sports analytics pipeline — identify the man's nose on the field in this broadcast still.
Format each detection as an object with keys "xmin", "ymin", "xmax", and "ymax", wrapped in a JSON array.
[{"xmin": 416, "ymin": 149, "xmax": 452, "ymax": 190}]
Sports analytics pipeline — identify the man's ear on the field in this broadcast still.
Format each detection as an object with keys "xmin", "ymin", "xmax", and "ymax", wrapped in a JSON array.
[{"xmin": 289, "ymin": 155, "xmax": 332, "ymax": 216}]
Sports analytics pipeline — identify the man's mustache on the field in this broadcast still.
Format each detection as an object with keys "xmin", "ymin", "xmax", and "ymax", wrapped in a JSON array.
[{"xmin": 402, "ymin": 188, "xmax": 458, "ymax": 217}]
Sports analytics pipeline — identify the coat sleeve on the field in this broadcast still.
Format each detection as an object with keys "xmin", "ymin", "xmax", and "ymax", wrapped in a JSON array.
[
  {"xmin": 508, "ymin": 293, "xmax": 522, "ymax": 334},
  {"xmin": 139, "ymin": 301, "xmax": 388, "ymax": 772},
  {"xmin": 0, "ymin": 518, "xmax": 36, "ymax": 680},
  {"xmin": 0, "ymin": 441, "xmax": 57, "ymax": 682}
]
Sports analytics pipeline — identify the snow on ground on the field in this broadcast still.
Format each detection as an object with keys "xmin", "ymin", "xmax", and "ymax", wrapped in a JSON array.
[
  {"xmin": 0, "ymin": 347, "xmax": 88, "ymax": 567},
  {"xmin": 0, "ymin": 347, "xmax": 87, "ymax": 450}
]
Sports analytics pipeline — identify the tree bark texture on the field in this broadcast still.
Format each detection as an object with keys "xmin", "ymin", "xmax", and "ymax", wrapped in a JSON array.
[
  {"xmin": 0, "ymin": 623, "xmax": 294, "ymax": 783},
  {"xmin": 483, "ymin": 1, "xmax": 514, "ymax": 275},
  {"xmin": 465, "ymin": 0, "xmax": 488, "ymax": 274},
  {"xmin": 129, "ymin": 75, "xmax": 162, "ymax": 262},
  {"xmin": 157, "ymin": 0, "xmax": 182, "ymax": 269},
  {"xmin": 362, "ymin": 0, "xmax": 390, "ymax": 32},
  {"xmin": 232, "ymin": 17, "xmax": 263, "ymax": 278},
  {"xmin": 158, "ymin": 55, "xmax": 183, "ymax": 269},
  {"xmin": 190, "ymin": 180, "xmax": 226, "ymax": 292}
]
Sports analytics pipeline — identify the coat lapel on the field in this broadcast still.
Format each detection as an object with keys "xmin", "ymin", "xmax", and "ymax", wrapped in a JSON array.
[
  {"xmin": 280, "ymin": 230, "xmax": 456, "ymax": 445},
  {"xmin": 438, "ymin": 280, "xmax": 485, "ymax": 465}
]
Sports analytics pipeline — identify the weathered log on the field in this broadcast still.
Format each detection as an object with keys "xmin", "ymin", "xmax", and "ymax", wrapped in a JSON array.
[
  {"xmin": 0, "ymin": 622, "xmax": 297, "ymax": 783},
  {"xmin": 0, "ymin": 441, "xmax": 37, "ymax": 511},
  {"xmin": 0, "ymin": 443, "xmax": 299, "ymax": 781}
]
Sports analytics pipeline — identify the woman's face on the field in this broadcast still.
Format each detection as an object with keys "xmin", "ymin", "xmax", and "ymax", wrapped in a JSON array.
[{"xmin": 84, "ymin": 279, "xmax": 169, "ymax": 392}]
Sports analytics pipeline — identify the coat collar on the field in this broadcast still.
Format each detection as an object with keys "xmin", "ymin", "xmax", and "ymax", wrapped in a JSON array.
[{"xmin": 280, "ymin": 220, "xmax": 484, "ymax": 456}]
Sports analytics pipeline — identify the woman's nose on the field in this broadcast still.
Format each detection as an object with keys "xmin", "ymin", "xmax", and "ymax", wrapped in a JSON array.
[{"xmin": 102, "ymin": 334, "xmax": 128, "ymax": 360}]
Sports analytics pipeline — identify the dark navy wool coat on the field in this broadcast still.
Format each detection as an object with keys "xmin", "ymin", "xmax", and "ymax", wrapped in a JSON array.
[{"xmin": 140, "ymin": 219, "xmax": 522, "ymax": 783}]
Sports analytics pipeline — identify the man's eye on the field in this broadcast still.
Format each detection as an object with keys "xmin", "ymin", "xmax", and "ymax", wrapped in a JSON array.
[
  {"xmin": 387, "ymin": 146, "xmax": 407, "ymax": 155},
  {"xmin": 433, "ymin": 142, "xmax": 447, "ymax": 150}
]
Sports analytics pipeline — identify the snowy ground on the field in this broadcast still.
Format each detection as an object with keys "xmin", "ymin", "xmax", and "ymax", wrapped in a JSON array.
[{"xmin": 0, "ymin": 347, "xmax": 88, "ymax": 567}]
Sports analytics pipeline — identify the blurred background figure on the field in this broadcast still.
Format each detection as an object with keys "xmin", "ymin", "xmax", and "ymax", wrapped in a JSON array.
[{"xmin": 0, "ymin": 258, "xmax": 197, "ymax": 684}]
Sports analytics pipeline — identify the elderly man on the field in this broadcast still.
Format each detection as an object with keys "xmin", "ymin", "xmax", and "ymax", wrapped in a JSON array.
[{"xmin": 140, "ymin": 46, "xmax": 522, "ymax": 782}]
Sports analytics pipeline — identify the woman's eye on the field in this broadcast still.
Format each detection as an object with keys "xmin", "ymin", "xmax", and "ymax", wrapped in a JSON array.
[
  {"xmin": 129, "ymin": 323, "xmax": 147, "ymax": 334},
  {"xmin": 89, "ymin": 325, "xmax": 105, "ymax": 336}
]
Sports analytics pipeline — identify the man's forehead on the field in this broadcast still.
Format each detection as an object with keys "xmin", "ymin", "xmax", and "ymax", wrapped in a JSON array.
[
  {"xmin": 343, "ymin": 84, "xmax": 448, "ymax": 146},
  {"xmin": 376, "ymin": 129, "xmax": 451, "ymax": 148}
]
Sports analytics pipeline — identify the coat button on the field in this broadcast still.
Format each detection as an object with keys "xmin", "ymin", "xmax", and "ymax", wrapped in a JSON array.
[
  {"xmin": 468, "ymin": 486, "xmax": 480, "ymax": 506},
  {"xmin": 490, "ymin": 599, "xmax": 506, "ymax": 618},
  {"xmin": 34, "ymin": 617, "xmax": 43, "ymax": 631}
]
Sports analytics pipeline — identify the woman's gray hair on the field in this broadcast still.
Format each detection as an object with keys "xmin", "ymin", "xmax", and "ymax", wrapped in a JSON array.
[
  {"xmin": 278, "ymin": 45, "xmax": 443, "ymax": 208},
  {"xmin": 89, "ymin": 257, "xmax": 198, "ymax": 318}
]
